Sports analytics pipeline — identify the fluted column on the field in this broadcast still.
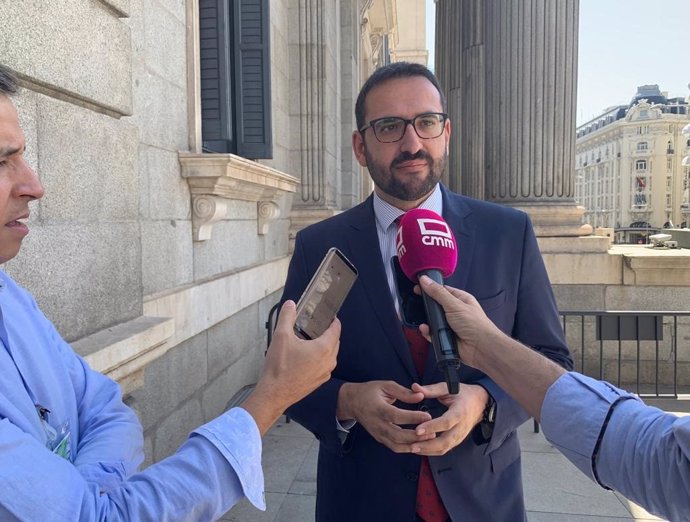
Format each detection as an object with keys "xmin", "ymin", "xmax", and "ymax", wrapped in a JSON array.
[
  {"xmin": 293, "ymin": 0, "xmax": 326, "ymax": 208},
  {"xmin": 288, "ymin": 0, "xmax": 343, "ymax": 243},
  {"xmin": 436, "ymin": 0, "xmax": 591, "ymax": 236}
]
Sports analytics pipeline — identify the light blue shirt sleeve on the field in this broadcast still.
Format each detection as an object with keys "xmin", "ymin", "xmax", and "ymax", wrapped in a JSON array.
[
  {"xmin": 0, "ymin": 270, "xmax": 145, "ymax": 494},
  {"xmin": 540, "ymin": 372, "xmax": 690, "ymax": 522},
  {"xmin": 58, "ymin": 338, "xmax": 145, "ymax": 493},
  {"xmin": 0, "ymin": 271, "xmax": 265, "ymax": 520},
  {"xmin": 0, "ymin": 407, "xmax": 264, "ymax": 521}
]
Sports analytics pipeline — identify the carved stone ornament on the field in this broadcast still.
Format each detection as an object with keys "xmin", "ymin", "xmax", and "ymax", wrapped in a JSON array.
[
  {"xmin": 179, "ymin": 152, "xmax": 298, "ymax": 241},
  {"xmin": 258, "ymin": 200, "xmax": 281, "ymax": 235},
  {"xmin": 192, "ymin": 195, "xmax": 228, "ymax": 241}
]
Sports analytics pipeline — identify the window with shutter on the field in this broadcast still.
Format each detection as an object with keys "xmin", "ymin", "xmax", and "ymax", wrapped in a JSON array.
[{"xmin": 199, "ymin": 0, "xmax": 272, "ymax": 159}]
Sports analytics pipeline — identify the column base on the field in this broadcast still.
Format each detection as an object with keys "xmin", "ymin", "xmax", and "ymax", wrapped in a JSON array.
[
  {"xmin": 507, "ymin": 203, "xmax": 593, "ymax": 237},
  {"xmin": 289, "ymin": 207, "xmax": 342, "ymax": 251},
  {"xmin": 537, "ymin": 235, "xmax": 617, "ymax": 285}
]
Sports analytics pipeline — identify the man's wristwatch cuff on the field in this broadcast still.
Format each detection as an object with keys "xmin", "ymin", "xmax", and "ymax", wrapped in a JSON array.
[{"xmin": 473, "ymin": 385, "xmax": 496, "ymax": 444}]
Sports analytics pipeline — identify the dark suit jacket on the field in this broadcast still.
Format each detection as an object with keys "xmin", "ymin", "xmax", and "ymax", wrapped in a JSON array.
[{"xmin": 282, "ymin": 185, "xmax": 572, "ymax": 522}]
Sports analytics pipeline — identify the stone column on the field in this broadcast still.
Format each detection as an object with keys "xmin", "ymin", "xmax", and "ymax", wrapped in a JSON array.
[
  {"xmin": 288, "ymin": 0, "xmax": 342, "ymax": 239},
  {"xmin": 435, "ymin": 0, "xmax": 591, "ymax": 236},
  {"xmin": 339, "ymin": 0, "xmax": 367, "ymax": 210}
]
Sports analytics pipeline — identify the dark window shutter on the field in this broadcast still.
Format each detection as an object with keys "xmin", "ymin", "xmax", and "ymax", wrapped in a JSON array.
[
  {"xmin": 200, "ymin": 0, "xmax": 234, "ymax": 152},
  {"xmin": 233, "ymin": 0, "xmax": 273, "ymax": 159}
]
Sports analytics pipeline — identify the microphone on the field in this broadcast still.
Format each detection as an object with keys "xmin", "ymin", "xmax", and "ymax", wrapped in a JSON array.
[{"xmin": 396, "ymin": 208, "xmax": 461, "ymax": 394}]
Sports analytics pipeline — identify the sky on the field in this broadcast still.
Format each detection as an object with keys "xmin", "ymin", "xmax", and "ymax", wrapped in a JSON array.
[
  {"xmin": 425, "ymin": 0, "xmax": 689, "ymax": 125},
  {"xmin": 577, "ymin": 0, "xmax": 689, "ymax": 124}
]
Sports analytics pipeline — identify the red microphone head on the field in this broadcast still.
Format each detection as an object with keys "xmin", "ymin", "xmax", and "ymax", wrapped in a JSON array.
[{"xmin": 396, "ymin": 208, "xmax": 457, "ymax": 281}]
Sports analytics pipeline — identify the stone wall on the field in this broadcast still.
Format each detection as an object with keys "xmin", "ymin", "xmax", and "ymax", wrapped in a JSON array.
[
  {"xmin": 544, "ymin": 239, "xmax": 690, "ymax": 389},
  {"xmin": 128, "ymin": 290, "xmax": 281, "ymax": 468},
  {"xmin": 0, "ymin": 0, "xmax": 294, "ymax": 462}
]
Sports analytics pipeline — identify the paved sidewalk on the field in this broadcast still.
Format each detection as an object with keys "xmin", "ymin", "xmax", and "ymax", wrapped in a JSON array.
[{"xmin": 222, "ymin": 417, "xmax": 672, "ymax": 522}]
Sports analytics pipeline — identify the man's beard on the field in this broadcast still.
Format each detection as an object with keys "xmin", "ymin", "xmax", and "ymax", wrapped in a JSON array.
[{"xmin": 364, "ymin": 148, "xmax": 447, "ymax": 202}]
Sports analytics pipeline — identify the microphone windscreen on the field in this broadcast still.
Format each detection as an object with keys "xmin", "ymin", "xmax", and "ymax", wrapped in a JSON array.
[{"xmin": 396, "ymin": 208, "xmax": 457, "ymax": 281}]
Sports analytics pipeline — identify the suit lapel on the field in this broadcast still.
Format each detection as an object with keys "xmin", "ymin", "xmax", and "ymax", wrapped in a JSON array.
[
  {"xmin": 341, "ymin": 188, "xmax": 477, "ymax": 384},
  {"xmin": 420, "ymin": 186, "xmax": 476, "ymax": 383},
  {"xmin": 344, "ymin": 197, "xmax": 418, "ymax": 380},
  {"xmin": 441, "ymin": 186, "xmax": 475, "ymax": 291}
]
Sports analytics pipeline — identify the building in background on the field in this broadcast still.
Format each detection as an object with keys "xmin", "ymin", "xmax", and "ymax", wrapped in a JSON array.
[{"xmin": 575, "ymin": 85, "xmax": 690, "ymax": 243}]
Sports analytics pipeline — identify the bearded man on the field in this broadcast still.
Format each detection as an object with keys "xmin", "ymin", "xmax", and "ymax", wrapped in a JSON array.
[{"xmin": 280, "ymin": 62, "xmax": 573, "ymax": 522}]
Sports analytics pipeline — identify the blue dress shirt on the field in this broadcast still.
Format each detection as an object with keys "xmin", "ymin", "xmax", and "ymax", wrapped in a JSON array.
[
  {"xmin": 541, "ymin": 372, "xmax": 690, "ymax": 522},
  {"xmin": 0, "ymin": 270, "xmax": 264, "ymax": 520}
]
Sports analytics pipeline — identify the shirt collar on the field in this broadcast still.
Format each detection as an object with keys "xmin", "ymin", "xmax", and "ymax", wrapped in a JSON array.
[{"xmin": 373, "ymin": 184, "xmax": 443, "ymax": 231}]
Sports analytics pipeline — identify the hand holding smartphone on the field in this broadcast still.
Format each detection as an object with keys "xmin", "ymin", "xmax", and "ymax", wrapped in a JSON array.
[{"xmin": 294, "ymin": 248, "xmax": 358, "ymax": 340}]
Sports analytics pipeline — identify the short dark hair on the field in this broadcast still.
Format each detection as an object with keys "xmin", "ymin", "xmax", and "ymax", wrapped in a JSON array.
[
  {"xmin": 0, "ymin": 65, "xmax": 19, "ymax": 96},
  {"xmin": 355, "ymin": 62, "xmax": 446, "ymax": 130}
]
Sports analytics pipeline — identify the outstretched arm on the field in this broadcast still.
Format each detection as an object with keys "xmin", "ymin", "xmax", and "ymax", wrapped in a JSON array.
[
  {"xmin": 243, "ymin": 300, "xmax": 341, "ymax": 435},
  {"xmin": 0, "ymin": 300, "xmax": 340, "ymax": 521},
  {"xmin": 416, "ymin": 275, "xmax": 564, "ymax": 421},
  {"xmin": 416, "ymin": 276, "xmax": 690, "ymax": 522}
]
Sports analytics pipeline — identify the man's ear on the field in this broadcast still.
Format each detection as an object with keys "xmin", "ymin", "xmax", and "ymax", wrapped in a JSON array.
[{"xmin": 352, "ymin": 130, "xmax": 368, "ymax": 167}]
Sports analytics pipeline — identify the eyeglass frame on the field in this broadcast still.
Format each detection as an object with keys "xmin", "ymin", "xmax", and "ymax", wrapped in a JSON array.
[{"xmin": 358, "ymin": 112, "xmax": 449, "ymax": 143}]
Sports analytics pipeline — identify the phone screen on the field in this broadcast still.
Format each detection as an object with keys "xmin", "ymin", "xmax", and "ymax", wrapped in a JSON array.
[{"xmin": 294, "ymin": 248, "xmax": 358, "ymax": 339}]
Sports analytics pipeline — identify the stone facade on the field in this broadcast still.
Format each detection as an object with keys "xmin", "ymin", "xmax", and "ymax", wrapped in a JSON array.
[{"xmin": 0, "ymin": 0, "xmax": 426, "ymax": 481}]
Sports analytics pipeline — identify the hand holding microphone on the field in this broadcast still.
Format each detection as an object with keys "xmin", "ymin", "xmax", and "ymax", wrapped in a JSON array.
[{"xmin": 396, "ymin": 209, "xmax": 461, "ymax": 394}]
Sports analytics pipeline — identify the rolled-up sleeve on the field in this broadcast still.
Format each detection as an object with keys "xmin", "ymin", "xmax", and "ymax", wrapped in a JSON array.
[
  {"xmin": 540, "ymin": 372, "xmax": 637, "ymax": 483},
  {"xmin": 540, "ymin": 372, "xmax": 690, "ymax": 521}
]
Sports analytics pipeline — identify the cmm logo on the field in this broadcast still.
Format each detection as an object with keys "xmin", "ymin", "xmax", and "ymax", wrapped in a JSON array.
[{"xmin": 418, "ymin": 218, "xmax": 455, "ymax": 249}]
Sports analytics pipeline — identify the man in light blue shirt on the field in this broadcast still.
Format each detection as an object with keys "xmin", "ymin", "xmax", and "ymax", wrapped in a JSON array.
[
  {"xmin": 0, "ymin": 65, "xmax": 341, "ymax": 520},
  {"xmin": 415, "ymin": 276, "xmax": 689, "ymax": 522}
]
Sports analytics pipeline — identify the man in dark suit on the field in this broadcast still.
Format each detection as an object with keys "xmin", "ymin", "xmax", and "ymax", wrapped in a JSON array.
[{"xmin": 281, "ymin": 62, "xmax": 572, "ymax": 522}]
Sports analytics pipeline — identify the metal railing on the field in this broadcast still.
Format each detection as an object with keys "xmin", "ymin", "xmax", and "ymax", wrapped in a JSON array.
[{"xmin": 559, "ymin": 311, "xmax": 690, "ymax": 398}]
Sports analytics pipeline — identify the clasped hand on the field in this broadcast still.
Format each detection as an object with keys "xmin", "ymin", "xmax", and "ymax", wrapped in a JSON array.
[{"xmin": 338, "ymin": 380, "xmax": 487, "ymax": 455}]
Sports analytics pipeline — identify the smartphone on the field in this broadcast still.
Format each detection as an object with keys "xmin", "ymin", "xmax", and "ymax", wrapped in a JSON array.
[{"xmin": 294, "ymin": 247, "xmax": 358, "ymax": 340}]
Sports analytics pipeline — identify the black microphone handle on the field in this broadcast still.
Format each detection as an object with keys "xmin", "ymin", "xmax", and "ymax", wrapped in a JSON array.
[{"xmin": 418, "ymin": 269, "xmax": 461, "ymax": 395}]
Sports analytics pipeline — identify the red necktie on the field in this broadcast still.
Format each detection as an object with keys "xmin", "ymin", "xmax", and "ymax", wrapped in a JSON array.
[
  {"xmin": 403, "ymin": 324, "xmax": 450, "ymax": 522},
  {"xmin": 394, "ymin": 215, "xmax": 449, "ymax": 521}
]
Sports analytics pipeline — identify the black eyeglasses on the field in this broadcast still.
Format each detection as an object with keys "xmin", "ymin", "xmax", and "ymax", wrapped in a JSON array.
[{"xmin": 359, "ymin": 112, "xmax": 448, "ymax": 143}]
